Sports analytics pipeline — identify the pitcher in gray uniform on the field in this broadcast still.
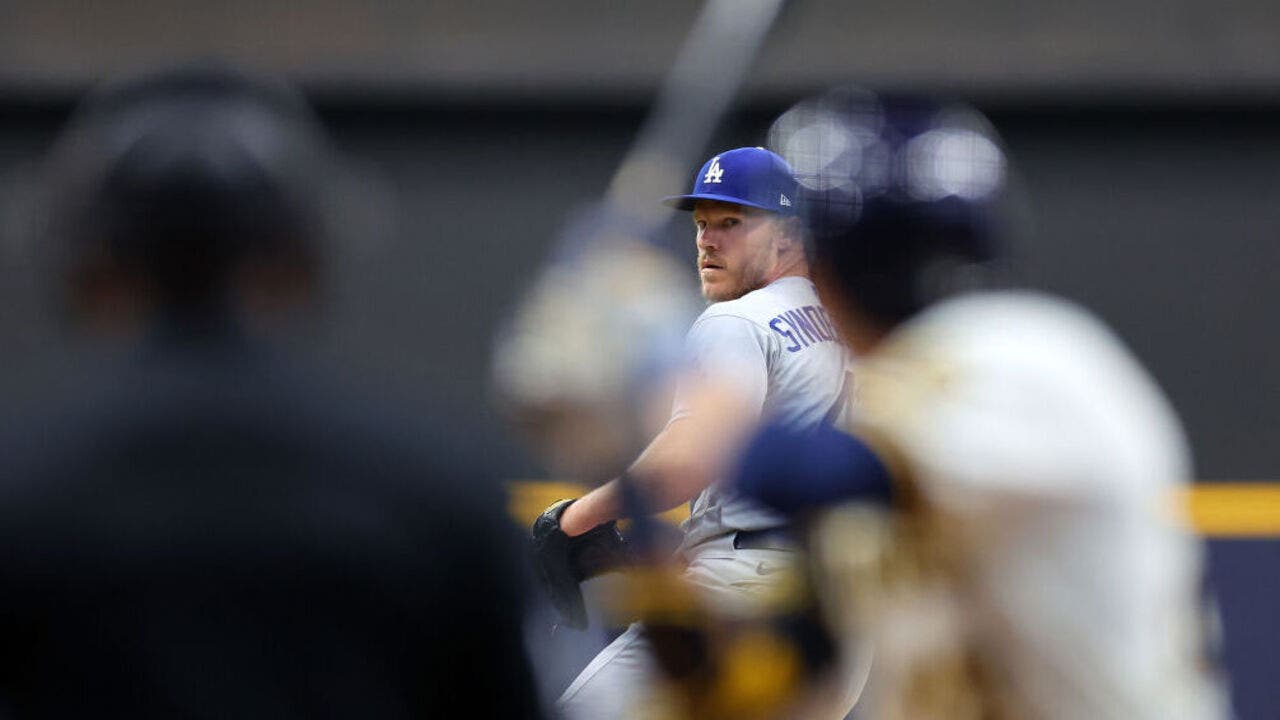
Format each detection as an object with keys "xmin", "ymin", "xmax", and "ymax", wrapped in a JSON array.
[{"xmin": 543, "ymin": 147, "xmax": 854, "ymax": 719}]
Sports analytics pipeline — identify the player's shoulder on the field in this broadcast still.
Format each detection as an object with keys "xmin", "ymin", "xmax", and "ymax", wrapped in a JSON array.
[
  {"xmin": 887, "ymin": 291, "xmax": 1190, "ymax": 485},
  {"xmin": 901, "ymin": 290, "xmax": 1142, "ymax": 382},
  {"xmin": 919, "ymin": 290, "xmax": 1114, "ymax": 347},
  {"xmin": 696, "ymin": 276, "xmax": 821, "ymax": 327}
]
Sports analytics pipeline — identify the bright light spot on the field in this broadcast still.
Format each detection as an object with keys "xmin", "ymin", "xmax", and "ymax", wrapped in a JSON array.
[
  {"xmin": 904, "ymin": 129, "xmax": 1005, "ymax": 201},
  {"xmin": 779, "ymin": 114, "xmax": 859, "ymax": 191}
]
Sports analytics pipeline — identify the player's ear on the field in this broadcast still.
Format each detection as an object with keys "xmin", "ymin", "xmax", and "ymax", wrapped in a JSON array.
[{"xmin": 774, "ymin": 216, "xmax": 803, "ymax": 252}]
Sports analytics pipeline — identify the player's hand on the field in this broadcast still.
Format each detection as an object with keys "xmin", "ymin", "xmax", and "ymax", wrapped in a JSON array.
[{"xmin": 530, "ymin": 499, "xmax": 634, "ymax": 630}]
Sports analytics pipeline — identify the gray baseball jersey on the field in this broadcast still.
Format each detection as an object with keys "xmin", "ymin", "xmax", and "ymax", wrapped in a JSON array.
[
  {"xmin": 558, "ymin": 276, "xmax": 855, "ymax": 720},
  {"xmin": 673, "ymin": 275, "xmax": 848, "ymax": 551}
]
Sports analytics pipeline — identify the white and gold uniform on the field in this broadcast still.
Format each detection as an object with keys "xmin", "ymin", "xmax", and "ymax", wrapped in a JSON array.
[{"xmin": 816, "ymin": 290, "xmax": 1226, "ymax": 720}]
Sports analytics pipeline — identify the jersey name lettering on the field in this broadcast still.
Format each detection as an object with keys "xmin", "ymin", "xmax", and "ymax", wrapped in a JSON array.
[{"xmin": 768, "ymin": 304, "xmax": 838, "ymax": 353}]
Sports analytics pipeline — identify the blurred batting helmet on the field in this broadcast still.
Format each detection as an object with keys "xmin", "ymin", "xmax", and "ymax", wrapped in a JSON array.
[
  {"xmin": 769, "ymin": 87, "xmax": 1011, "ymax": 325},
  {"xmin": 43, "ymin": 61, "xmax": 335, "ymax": 320}
]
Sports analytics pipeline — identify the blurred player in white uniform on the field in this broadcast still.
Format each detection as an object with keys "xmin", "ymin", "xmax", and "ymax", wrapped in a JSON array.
[
  {"xmin": 733, "ymin": 90, "xmax": 1229, "ymax": 720},
  {"xmin": 536, "ymin": 147, "xmax": 852, "ymax": 719}
]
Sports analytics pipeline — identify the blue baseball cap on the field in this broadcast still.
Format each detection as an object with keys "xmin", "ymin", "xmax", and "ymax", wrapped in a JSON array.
[{"xmin": 663, "ymin": 146, "xmax": 799, "ymax": 215}]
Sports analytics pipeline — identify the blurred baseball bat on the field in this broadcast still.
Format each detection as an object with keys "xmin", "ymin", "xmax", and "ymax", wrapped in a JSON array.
[
  {"xmin": 606, "ymin": 0, "xmax": 787, "ymax": 222},
  {"xmin": 498, "ymin": 7, "xmax": 845, "ymax": 716},
  {"xmin": 494, "ymin": 0, "xmax": 788, "ymax": 487}
]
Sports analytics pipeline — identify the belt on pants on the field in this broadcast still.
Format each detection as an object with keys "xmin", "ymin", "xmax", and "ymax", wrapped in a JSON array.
[{"xmin": 732, "ymin": 527, "xmax": 796, "ymax": 551}]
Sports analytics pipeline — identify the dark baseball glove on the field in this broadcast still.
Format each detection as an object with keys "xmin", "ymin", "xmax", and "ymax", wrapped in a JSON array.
[{"xmin": 530, "ymin": 499, "xmax": 634, "ymax": 630}]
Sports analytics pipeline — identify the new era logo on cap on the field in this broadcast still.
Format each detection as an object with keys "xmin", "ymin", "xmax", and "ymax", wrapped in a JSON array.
[{"xmin": 663, "ymin": 146, "xmax": 799, "ymax": 215}]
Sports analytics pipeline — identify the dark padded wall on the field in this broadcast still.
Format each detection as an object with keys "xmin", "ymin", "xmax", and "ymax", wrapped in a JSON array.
[
  {"xmin": 994, "ymin": 107, "xmax": 1280, "ymax": 479},
  {"xmin": 2, "ymin": 100, "xmax": 1279, "ymax": 478},
  {"xmin": 2, "ymin": 98, "xmax": 1277, "ymax": 716}
]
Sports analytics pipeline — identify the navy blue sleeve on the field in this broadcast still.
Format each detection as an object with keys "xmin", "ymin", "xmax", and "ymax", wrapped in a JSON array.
[{"xmin": 733, "ymin": 422, "xmax": 893, "ymax": 513}]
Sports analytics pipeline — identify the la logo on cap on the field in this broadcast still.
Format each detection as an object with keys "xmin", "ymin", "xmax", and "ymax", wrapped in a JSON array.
[{"xmin": 703, "ymin": 157, "xmax": 724, "ymax": 184}]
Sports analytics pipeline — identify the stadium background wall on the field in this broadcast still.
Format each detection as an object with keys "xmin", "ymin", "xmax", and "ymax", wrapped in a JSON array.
[{"xmin": 0, "ymin": 94, "xmax": 1276, "ymax": 719}]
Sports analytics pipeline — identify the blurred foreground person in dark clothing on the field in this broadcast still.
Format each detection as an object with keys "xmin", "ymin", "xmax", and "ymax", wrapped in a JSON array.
[{"xmin": 0, "ymin": 64, "xmax": 543, "ymax": 719}]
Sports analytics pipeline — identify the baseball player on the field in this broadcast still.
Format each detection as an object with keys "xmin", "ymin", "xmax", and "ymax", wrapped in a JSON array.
[
  {"xmin": 0, "ymin": 63, "xmax": 542, "ymax": 718},
  {"xmin": 531, "ymin": 147, "xmax": 854, "ymax": 719},
  {"xmin": 733, "ymin": 90, "xmax": 1228, "ymax": 719}
]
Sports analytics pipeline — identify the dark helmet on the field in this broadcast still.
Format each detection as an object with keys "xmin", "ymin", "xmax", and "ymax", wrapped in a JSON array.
[
  {"xmin": 43, "ymin": 62, "xmax": 334, "ymax": 321},
  {"xmin": 769, "ymin": 87, "xmax": 1011, "ymax": 325}
]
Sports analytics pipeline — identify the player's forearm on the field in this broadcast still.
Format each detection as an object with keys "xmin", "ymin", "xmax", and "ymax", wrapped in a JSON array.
[
  {"xmin": 626, "ymin": 416, "xmax": 715, "ymax": 508},
  {"xmin": 559, "ymin": 418, "xmax": 709, "ymax": 536}
]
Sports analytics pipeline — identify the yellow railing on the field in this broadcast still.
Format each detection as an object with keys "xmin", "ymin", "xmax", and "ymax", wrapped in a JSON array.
[
  {"xmin": 1183, "ymin": 482, "xmax": 1280, "ymax": 538},
  {"xmin": 508, "ymin": 480, "xmax": 690, "ymax": 528},
  {"xmin": 510, "ymin": 480, "xmax": 1280, "ymax": 539}
]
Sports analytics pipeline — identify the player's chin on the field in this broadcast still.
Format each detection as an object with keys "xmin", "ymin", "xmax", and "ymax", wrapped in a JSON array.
[
  {"xmin": 699, "ymin": 269, "xmax": 729, "ymax": 299},
  {"xmin": 700, "ymin": 281, "xmax": 735, "ymax": 303}
]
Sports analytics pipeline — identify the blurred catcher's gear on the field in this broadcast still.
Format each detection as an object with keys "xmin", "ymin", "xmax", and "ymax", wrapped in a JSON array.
[
  {"xmin": 607, "ymin": 552, "xmax": 838, "ymax": 720},
  {"xmin": 563, "ymin": 482, "xmax": 844, "ymax": 720},
  {"xmin": 808, "ymin": 503, "xmax": 989, "ymax": 720},
  {"xmin": 530, "ymin": 499, "xmax": 635, "ymax": 630}
]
